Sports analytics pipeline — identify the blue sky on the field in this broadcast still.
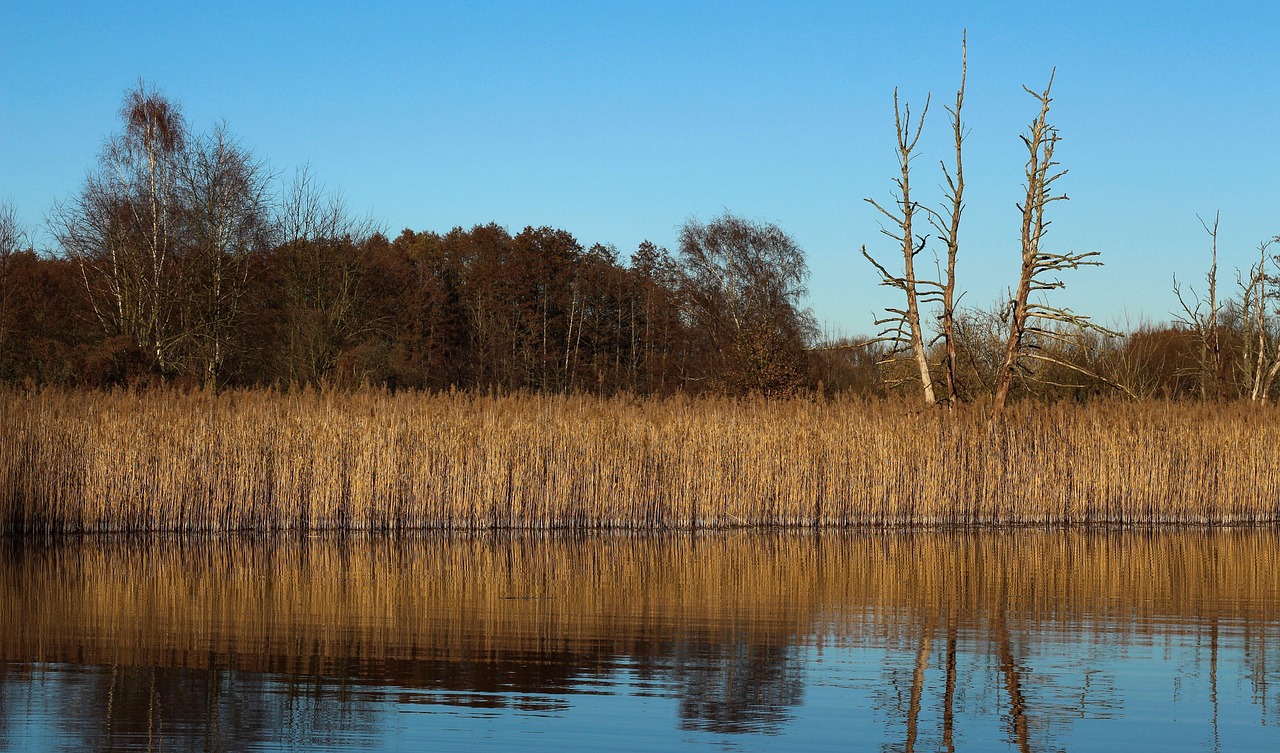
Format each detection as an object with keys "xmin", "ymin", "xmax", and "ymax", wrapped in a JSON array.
[{"xmin": 3, "ymin": 1, "xmax": 1277, "ymax": 337}]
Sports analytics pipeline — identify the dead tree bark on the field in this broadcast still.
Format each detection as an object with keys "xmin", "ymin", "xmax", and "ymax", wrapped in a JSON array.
[
  {"xmin": 991, "ymin": 72, "xmax": 1110, "ymax": 418},
  {"xmin": 864, "ymin": 36, "xmax": 969, "ymax": 408},
  {"xmin": 930, "ymin": 32, "xmax": 967, "ymax": 409},
  {"xmin": 1239, "ymin": 237, "xmax": 1280, "ymax": 401},
  {"xmin": 863, "ymin": 90, "xmax": 937, "ymax": 404},
  {"xmin": 1205, "ymin": 215, "xmax": 1223, "ymax": 398}
]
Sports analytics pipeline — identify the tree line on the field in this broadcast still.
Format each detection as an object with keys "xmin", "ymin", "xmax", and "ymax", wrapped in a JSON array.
[
  {"xmin": 0, "ymin": 83, "xmax": 817, "ymax": 395},
  {"xmin": 1, "ymin": 79, "xmax": 1277, "ymax": 402}
]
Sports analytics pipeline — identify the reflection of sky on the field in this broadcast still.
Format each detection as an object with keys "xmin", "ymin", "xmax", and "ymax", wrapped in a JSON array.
[{"xmin": 4, "ymin": 620, "xmax": 1279, "ymax": 752}]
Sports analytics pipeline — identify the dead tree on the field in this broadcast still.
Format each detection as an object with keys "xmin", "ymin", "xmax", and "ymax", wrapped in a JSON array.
[
  {"xmin": 862, "ymin": 90, "xmax": 937, "ymax": 405},
  {"xmin": 991, "ymin": 72, "xmax": 1111, "ymax": 417},
  {"xmin": 864, "ymin": 35, "xmax": 969, "ymax": 408},
  {"xmin": 1173, "ymin": 212, "xmax": 1224, "ymax": 400},
  {"xmin": 929, "ymin": 33, "xmax": 967, "ymax": 408},
  {"xmin": 1238, "ymin": 237, "xmax": 1280, "ymax": 401}
]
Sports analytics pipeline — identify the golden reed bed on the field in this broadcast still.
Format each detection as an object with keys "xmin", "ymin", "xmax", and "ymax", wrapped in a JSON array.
[{"xmin": 2, "ymin": 388, "xmax": 1278, "ymax": 532}]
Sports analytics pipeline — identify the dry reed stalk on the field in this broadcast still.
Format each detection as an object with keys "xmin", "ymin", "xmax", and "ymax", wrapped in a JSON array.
[{"xmin": 2, "ymin": 388, "xmax": 1279, "ymax": 533}]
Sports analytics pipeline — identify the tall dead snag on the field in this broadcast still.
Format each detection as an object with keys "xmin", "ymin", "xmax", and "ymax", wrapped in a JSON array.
[
  {"xmin": 1238, "ymin": 237, "xmax": 1280, "ymax": 401},
  {"xmin": 1173, "ymin": 212, "xmax": 1224, "ymax": 400},
  {"xmin": 991, "ymin": 72, "xmax": 1111, "ymax": 417},
  {"xmin": 863, "ymin": 90, "xmax": 937, "ymax": 405},
  {"xmin": 929, "ymin": 33, "xmax": 967, "ymax": 409},
  {"xmin": 864, "ymin": 35, "xmax": 969, "ymax": 408}
]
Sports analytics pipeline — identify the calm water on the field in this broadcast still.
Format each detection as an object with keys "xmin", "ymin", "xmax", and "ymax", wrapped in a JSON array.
[{"xmin": 1, "ymin": 531, "xmax": 1278, "ymax": 752}]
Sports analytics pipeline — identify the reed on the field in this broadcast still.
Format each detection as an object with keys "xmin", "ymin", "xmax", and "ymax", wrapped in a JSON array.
[{"xmin": 2, "ymin": 388, "xmax": 1279, "ymax": 532}]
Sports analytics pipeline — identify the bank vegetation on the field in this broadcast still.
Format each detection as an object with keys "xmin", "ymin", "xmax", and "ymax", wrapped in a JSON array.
[{"xmin": 3, "ymin": 388, "xmax": 1278, "ymax": 533}]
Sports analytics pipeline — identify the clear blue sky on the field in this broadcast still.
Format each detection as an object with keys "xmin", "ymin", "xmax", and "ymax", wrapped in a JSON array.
[{"xmin": 3, "ymin": 1, "xmax": 1277, "ymax": 338}]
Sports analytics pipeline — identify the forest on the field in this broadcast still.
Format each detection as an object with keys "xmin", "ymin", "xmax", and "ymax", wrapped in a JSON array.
[{"xmin": 1, "ymin": 82, "xmax": 1276, "ymax": 406}]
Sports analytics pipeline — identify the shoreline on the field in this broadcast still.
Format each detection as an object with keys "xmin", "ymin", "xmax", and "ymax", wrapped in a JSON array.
[{"xmin": 4, "ymin": 388, "xmax": 1278, "ymax": 534}]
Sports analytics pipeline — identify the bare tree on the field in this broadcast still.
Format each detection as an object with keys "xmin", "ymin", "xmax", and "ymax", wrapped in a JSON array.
[
  {"xmin": 274, "ymin": 166, "xmax": 382, "ymax": 384},
  {"xmin": 50, "ymin": 81, "xmax": 189, "ymax": 371},
  {"xmin": 1173, "ymin": 212, "xmax": 1225, "ymax": 400},
  {"xmin": 929, "ymin": 33, "xmax": 968, "ymax": 408},
  {"xmin": 862, "ymin": 90, "xmax": 937, "ymax": 404},
  {"xmin": 278, "ymin": 165, "xmax": 378, "ymax": 250},
  {"xmin": 863, "ymin": 34, "xmax": 969, "ymax": 408},
  {"xmin": 175, "ymin": 122, "xmax": 276, "ymax": 388},
  {"xmin": 1095, "ymin": 322, "xmax": 1179, "ymax": 399},
  {"xmin": 679, "ymin": 212, "xmax": 816, "ymax": 395},
  {"xmin": 953, "ymin": 301, "xmax": 1008, "ymax": 395},
  {"xmin": 1236, "ymin": 237, "xmax": 1280, "ymax": 401},
  {"xmin": 991, "ymin": 72, "xmax": 1111, "ymax": 417},
  {"xmin": 0, "ymin": 201, "xmax": 28, "ymax": 357},
  {"xmin": 0, "ymin": 202, "xmax": 23, "ymax": 257}
]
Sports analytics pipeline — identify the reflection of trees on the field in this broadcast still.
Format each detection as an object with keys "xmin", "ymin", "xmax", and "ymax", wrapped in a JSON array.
[
  {"xmin": 665, "ymin": 637, "xmax": 804, "ymax": 734},
  {"xmin": 903, "ymin": 628, "xmax": 932, "ymax": 753},
  {"xmin": 39, "ymin": 663, "xmax": 378, "ymax": 752},
  {"xmin": 994, "ymin": 613, "xmax": 1032, "ymax": 753},
  {"xmin": 3, "ymin": 531, "xmax": 1280, "ymax": 747},
  {"xmin": 1244, "ymin": 620, "xmax": 1276, "ymax": 725},
  {"xmin": 942, "ymin": 620, "xmax": 958, "ymax": 753},
  {"xmin": 0, "ymin": 663, "xmax": 11, "ymax": 751},
  {"xmin": 882, "ymin": 608, "xmax": 1131, "ymax": 752},
  {"xmin": 2, "ymin": 643, "xmax": 805, "ymax": 745}
]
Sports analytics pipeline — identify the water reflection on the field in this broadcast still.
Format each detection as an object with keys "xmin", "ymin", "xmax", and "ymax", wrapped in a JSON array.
[{"xmin": 1, "ymin": 530, "xmax": 1279, "ymax": 751}]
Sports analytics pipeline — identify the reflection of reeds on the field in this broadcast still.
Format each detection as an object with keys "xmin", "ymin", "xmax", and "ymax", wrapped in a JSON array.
[
  {"xmin": 2, "ymin": 530, "xmax": 1277, "ymax": 671},
  {"xmin": 2, "ymin": 388, "xmax": 1280, "ymax": 531}
]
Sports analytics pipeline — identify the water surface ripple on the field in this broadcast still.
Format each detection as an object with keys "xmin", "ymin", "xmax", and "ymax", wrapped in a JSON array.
[{"xmin": 2, "ymin": 530, "xmax": 1278, "ymax": 751}]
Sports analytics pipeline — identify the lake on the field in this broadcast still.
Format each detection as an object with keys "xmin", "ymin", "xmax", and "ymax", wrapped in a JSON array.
[{"xmin": 1, "ymin": 530, "xmax": 1278, "ymax": 751}]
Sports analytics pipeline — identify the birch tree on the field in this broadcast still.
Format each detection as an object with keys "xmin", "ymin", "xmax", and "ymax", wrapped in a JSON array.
[
  {"xmin": 679, "ymin": 213, "xmax": 816, "ymax": 395},
  {"xmin": 50, "ymin": 82, "xmax": 188, "ymax": 371},
  {"xmin": 176, "ymin": 122, "xmax": 276, "ymax": 388}
]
